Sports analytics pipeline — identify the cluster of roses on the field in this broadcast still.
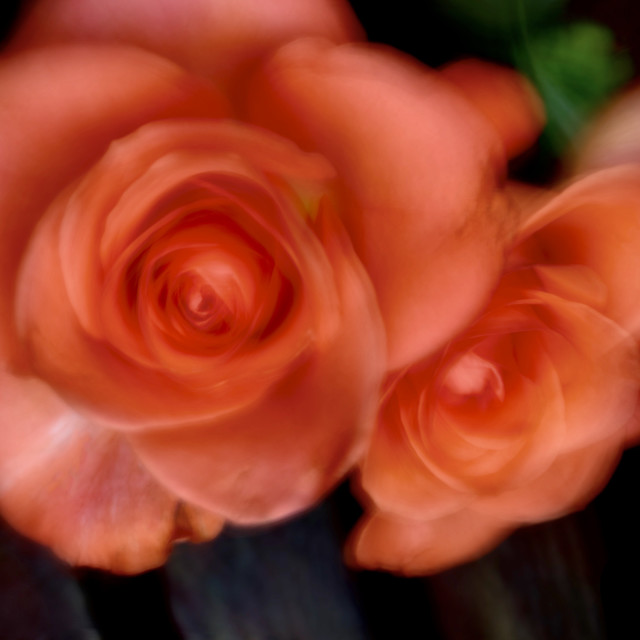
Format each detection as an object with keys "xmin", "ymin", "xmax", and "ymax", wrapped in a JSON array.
[{"xmin": 1, "ymin": 0, "xmax": 639, "ymax": 575}]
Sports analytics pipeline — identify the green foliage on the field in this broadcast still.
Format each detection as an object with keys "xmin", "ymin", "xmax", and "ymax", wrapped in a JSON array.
[
  {"xmin": 434, "ymin": 0, "xmax": 566, "ymax": 40},
  {"xmin": 513, "ymin": 21, "xmax": 633, "ymax": 154}
]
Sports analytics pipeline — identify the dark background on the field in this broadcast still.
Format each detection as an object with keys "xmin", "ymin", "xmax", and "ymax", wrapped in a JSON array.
[{"xmin": 2, "ymin": 1, "xmax": 640, "ymax": 638}]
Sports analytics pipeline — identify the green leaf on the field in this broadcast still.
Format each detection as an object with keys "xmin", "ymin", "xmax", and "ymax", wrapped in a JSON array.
[{"xmin": 513, "ymin": 21, "xmax": 633, "ymax": 154}]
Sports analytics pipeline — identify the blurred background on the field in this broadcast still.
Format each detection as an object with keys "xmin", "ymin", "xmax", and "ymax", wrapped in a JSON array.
[{"xmin": 2, "ymin": 0, "xmax": 640, "ymax": 638}]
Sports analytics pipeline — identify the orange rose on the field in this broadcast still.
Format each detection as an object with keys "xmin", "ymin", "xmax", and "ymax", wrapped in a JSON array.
[
  {"xmin": 0, "ymin": 0, "xmax": 525, "ymax": 571},
  {"xmin": 351, "ymin": 167, "xmax": 640, "ymax": 575}
]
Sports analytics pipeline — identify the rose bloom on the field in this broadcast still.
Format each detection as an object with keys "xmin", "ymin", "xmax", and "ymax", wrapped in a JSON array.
[
  {"xmin": 0, "ymin": 0, "xmax": 536, "ymax": 572},
  {"xmin": 350, "ymin": 166, "xmax": 640, "ymax": 575}
]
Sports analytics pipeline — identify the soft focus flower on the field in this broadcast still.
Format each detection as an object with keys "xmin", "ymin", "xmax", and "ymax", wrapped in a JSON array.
[
  {"xmin": 350, "ymin": 167, "xmax": 640, "ymax": 575},
  {"xmin": 0, "ymin": 0, "xmax": 523, "ymax": 571}
]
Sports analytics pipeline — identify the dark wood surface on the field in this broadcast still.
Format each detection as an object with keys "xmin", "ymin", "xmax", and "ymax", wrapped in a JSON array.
[{"xmin": 3, "ymin": 449, "xmax": 640, "ymax": 639}]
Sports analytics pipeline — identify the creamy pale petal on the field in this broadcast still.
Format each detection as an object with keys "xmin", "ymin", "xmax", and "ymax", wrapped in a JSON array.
[
  {"xmin": 247, "ymin": 38, "xmax": 511, "ymax": 369},
  {"xmin": 349, "ymin": 509, "xmax": 510, "ymax": 575},
  {"xmin": 570, "ymin": 86, "xmax": 640, "ymax": 173},
  {"xmin": 128, "ymin": 207, "xmax": 385, "ymax": 523},
  {"xmin": 0, "ymin": 44, "xmax": 227, "ymax": 365},
  {"xmin": 0, "ymin": 371, "xmax": 223, "ymax": 573},
  {"xmin": 7, "ymin": 0, "xmax": 363, "ymax": 87}
]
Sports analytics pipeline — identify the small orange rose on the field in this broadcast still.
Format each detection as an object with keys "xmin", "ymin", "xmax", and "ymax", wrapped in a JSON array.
[{"xmin": 351, "ymin": 168, "xmax": 640, "ymax": 575}]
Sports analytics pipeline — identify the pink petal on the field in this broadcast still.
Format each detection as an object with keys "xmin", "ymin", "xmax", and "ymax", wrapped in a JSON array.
[
  {"xmin": 0, "ymin": 371, "xmax": 223, "ymax": 572},
  {"xmin": 349, "ymin": 508, "xmax": 510, "ymax": 575},
  {"xmin": 7, "ymin": 0, "xmax": 363, "ymax": 87},
  {"xmin": 247, "ymin": 38, "xmax": 512, "ymax": 369}
]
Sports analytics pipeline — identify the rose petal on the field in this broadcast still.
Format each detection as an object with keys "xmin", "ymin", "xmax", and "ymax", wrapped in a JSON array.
[
  {"xmin": 0, "ymin": 371, "xmax": 223, "ymax": 573},
  {"xmin": 54, "ymin": 119, "xmax": 333, "ymax": 347},
  {"xmin": 16, "ymin": 118, "xmax": 378, "ymax": 432},
  {"xmin": 16, "ymin": 181, "xmax": 273, "ymax": 428},
  {"xmin": 356, "ymin": 384, "xmax": 471, "ymax": 520},
  {"xmin": 128, "ymin": 206, "xmax": 385, "ymax": 523},
  {"xmin": 475, "ymin": 436, "xmax": 623, "ymax": 523},
  {"xmin": 0, "ymin": 44, "xmax": 227, "ymax": 366},
  {"xmin": 247, "ymin": 38, "xmax": 511, "ymax": 369},
  {"xmin": 422, "ymin": 336, "xmax": 567, "ymax": 492},
  {"xmin": 514, "ymin": 166, "xmax": 640, "ymax": 336},
  {"xmin": 6, "ymin": 0, "xmax": 363, "ymax": 87},
  {"xmin": 348, "ymin": 509, "xmax": 510, "ymax": 575},
  {"xmin": 531, "ymin": 287, "xmax": 639, "ymax": 449},
  {"xmin": 441, "ymin": 59, "xmax": 545, "ymax": 159}
]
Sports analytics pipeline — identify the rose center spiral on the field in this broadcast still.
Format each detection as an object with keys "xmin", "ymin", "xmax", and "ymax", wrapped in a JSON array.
[
  {"xmin": 177, "ymin": 270, "xmax": 239, "ymax": 333},
  {"xmin": 441, "ymin": 352, "xmax": 505, "ymax": 408}
]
